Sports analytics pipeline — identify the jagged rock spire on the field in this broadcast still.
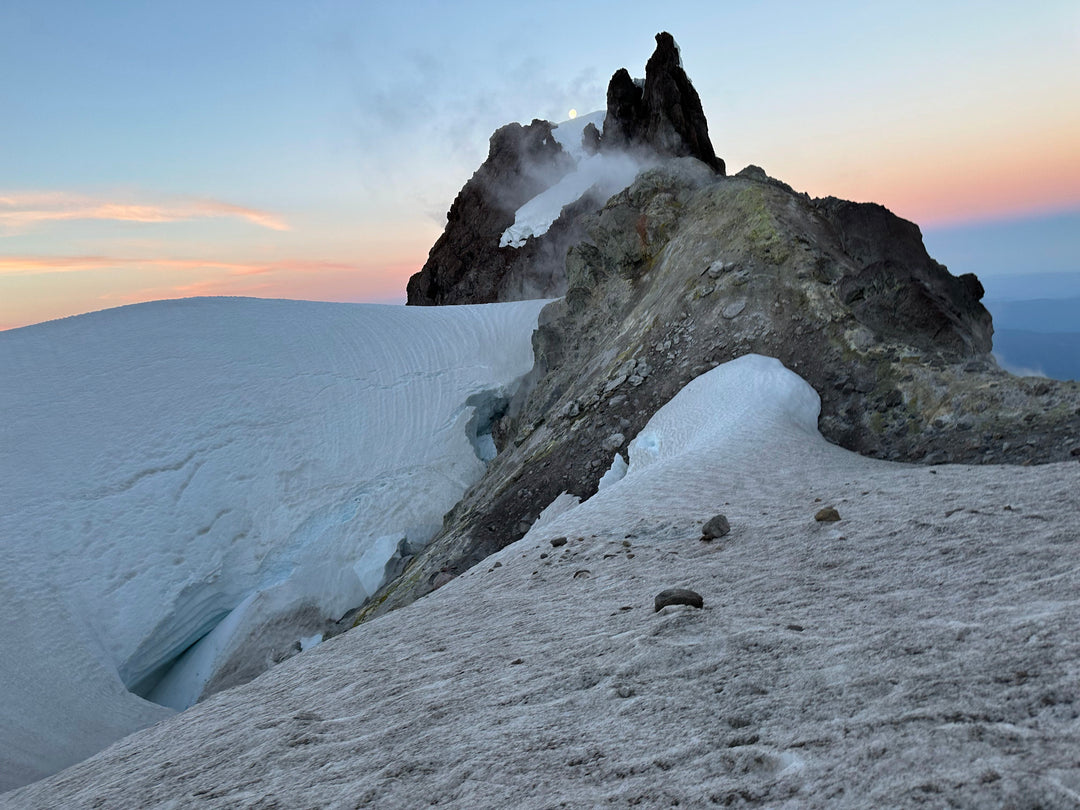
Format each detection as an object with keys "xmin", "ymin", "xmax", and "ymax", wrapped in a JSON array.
[
  {"xmin": 601, "ymin": 32, "xmax": 725, "ymax": 174},
  {"xmin": 601, "ymin": 68, "xmax": 645, "ymax": 149},
  {"xmin": 406, "ymin": 32, "xmax": 726, "ymax": 306}
]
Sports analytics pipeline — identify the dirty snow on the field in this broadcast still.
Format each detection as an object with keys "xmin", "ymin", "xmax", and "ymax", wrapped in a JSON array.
[
  {"xmin": 0, "ymin": 296, "xmax": 546, "ymax": 790},
  {"xmin": 6, "ymin": 354, "xmax": 1079, "ymax": 808}
]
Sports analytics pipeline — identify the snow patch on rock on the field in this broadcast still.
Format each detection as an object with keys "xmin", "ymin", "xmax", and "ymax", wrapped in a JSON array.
[
  {"xmin": 627, "ymin": 354, "xmax": 821, "ymax": 474},
  {"xmin": 550, "ymin": 109, "xmax": 605, "ymax": 161},
  {"xmin": 500, "ymin": 111, "xmax": 642, "ymax": 249},
  {"xmin": 597, "ymin": 452, "xmax": 628, "ymax": 491},
  {"xmin": 500, "ymin": 151, "xmax": 644, "ymax": 248}
]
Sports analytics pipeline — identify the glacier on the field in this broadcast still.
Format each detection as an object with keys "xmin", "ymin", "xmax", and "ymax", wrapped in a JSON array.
[
  {"xmin": 6, "ymin": 351, "xmax": 1078, "ymax": 807},
  {"xmin": 0, "ymin": 295, "xmax": 547, "ymax": 790}
]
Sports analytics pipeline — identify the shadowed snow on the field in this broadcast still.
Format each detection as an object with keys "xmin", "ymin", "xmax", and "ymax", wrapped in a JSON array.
[
  {"xmin": 0, "ymin": 296, "xmax": 546, "ymax": 789},
  {"xmin": 6, "ymin": 353, "xmax": 1078, "ymax": 807}
]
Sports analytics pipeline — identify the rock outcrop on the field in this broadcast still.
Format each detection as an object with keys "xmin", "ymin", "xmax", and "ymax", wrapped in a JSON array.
[
  {"xmin": 406, "ymin": 32, "xmax": 725, "ymax": 306},
  {"xmin": 405, "ymin": 119, "xmax": 575, "ymax": 305},
  {"xmin": 599, "ymin": 69, "xmax": 644, "ymax": 149},
  {"xmin": 353, "ymin": 160, "xmax": 1080, "ymax": 626},
  {"xmin": 601, "ymin": 32, "xmax": 725, "ymax": 173},
  {"xmin": 814, "ymin": 195, "xmax": 991, "ymax": 356},
  {"xmin": 373, "ymin": 33, "xmax": 1080, "ymax": 627}
]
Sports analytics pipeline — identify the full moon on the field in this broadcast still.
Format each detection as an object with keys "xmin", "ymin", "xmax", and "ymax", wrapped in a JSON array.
[{"xmin": 568, "ymin": 109, "xmax": 577, "ymax": 119}]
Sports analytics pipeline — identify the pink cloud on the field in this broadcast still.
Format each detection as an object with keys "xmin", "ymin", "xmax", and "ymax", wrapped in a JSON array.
[
  {"xmin": 0, "ymin": 191, "xmax": 289, "ymax": 232},
  {"xmin": 0, "ymin": 255, "xmax": 341, "ymax": 276}
]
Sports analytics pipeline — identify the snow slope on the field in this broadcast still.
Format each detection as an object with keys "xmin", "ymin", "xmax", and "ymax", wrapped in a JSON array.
[
  {"xmin": 0, "ymin": 296, "xmax": 547, "ymax": 790},
  {"xmin": 500, "ymin": 111, "xmax": 646, "ymax": 248},
  {"xmin": 7, "ymin": 354, "xmax": 1078, "ymax": 807},
  {"xmin": 551, "ymin": 110, "xmax": 606, "ymax": 161}
]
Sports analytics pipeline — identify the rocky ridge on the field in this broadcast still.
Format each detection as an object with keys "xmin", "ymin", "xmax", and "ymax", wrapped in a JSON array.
[
  {"xmin": 356, "ymin": 156, "xmax": 1080, "ymax": 624},
  {"xmin": 407, "ymin": 31, "xmax": 723, "ymax": 306}
]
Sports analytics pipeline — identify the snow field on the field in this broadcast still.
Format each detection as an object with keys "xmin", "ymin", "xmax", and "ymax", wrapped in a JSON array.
[
  {"xmin": 0, "ymin": 296, "xmax": 546, "ymax": 789},
  {"xmin": 7, "ymin": 353, "xmax": 1079, "ymax": 807}
]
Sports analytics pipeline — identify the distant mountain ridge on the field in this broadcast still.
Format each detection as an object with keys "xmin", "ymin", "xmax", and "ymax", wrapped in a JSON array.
[
  {"xmin": 983, "ymin": 296, "xmax": 1080, "ymax": 381},
  {"xmin": 994, "ymin": 329, "xmax": 1080, "ymax": 381}
]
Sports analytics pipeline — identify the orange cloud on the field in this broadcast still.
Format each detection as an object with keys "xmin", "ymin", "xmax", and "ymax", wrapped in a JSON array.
[
  {"xmin": 0, "ymin": 255, "xmax": 340, "ymax": 276},
  {"xmin": 0, "ymin": 192, "xmax": 289, "ymax": 232}
]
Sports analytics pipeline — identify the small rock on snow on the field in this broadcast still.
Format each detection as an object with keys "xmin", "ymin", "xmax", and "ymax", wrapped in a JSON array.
[
  {"xmin": 654, "ymin": 588, "xmax": 704, "ymax": 611},
  {"xmin": 432, "ymin": 571, "xmax": 455, "ymax": 589},
  {"xmin": 701, "ymin": 514, "xmax": 731, "ymax": 540},
  {"xmin": 815, "ymin": 507, "xmax": 841, "ymax": 522}
]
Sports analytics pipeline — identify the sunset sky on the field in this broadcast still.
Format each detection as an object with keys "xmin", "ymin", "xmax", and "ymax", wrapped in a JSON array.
[{"xmin": 2, "ymin": 1, "xmax": 1078, "ymax": 330}]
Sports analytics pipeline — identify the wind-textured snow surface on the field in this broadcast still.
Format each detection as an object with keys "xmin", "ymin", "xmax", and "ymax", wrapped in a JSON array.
[
  {"xmin": 500, "ymin": 111, "xmax": 645, "ymax": 248},
  {"xmin": 0, "ymin": 296, "xmax": 547, "ymax": 791},
  {"xmin": 6, "ymin": 354, "xmax": 1079, "ymax": 808}
]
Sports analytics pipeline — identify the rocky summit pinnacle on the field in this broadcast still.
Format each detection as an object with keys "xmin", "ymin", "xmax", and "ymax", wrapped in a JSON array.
[
  {"xmin": 406, "ymin": 32, "xmax": 726, "ymax": 307},
  {"xmin": 602, "ymin": 32, "xmax": 725, "ymax": 174}
]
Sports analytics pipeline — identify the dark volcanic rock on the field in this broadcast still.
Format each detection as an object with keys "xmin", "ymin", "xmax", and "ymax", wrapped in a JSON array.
[
  {"xmin": 581, "ymin": 122, "xmax": 601, "ymax": 154},
  {"xmin": 642, "ymin": 32, "xmax": 725, "ymax": 173},
  {"xmin": 600, "ymin": 33, "xmax": 725, "ymax": 174},
  {"xmin": 817, "ymin": 197, "xmax": 993, "ymax": 356},
  {"xmin": 602, "ymin": 68, "xmax": 646, "ymax": 149},
  {"xmin": 702, "ymin": 514, "xmax": 731, "ymax": 540},
  {"xmin": 601, "ymin": 33, "xmax": 725, "ymax": 174},
  {"xmin": 654, "ymin": 588, "xmax": 704, "ymax": 611},
  {"xmin": 406, "ymin": 119, "xmax": 575, "ymax": 306},
  {"xmin": 815, "ymin": 507, "xmax": 841, "ymax": 523}
]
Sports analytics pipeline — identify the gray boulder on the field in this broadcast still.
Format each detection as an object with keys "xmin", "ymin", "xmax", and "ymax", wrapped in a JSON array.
[
  {"xmin": 654, "ymin": 588, "xmax": 704, "ymax": 611},
  {"xmin": 702, "ymin": 514, "xmax": 731, "ymax": 540}
]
